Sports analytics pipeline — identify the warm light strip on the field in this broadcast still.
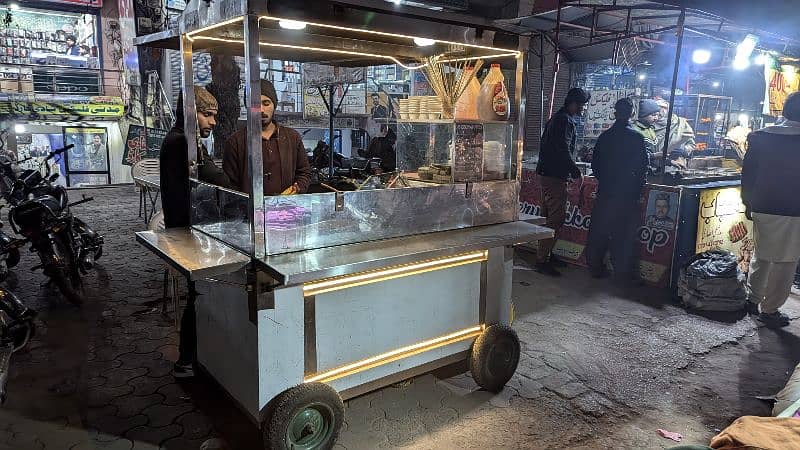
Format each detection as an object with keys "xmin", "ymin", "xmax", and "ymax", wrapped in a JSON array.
[
  {"xmin": 185, "ymin": 17, "xmax": 245, "ymax": 40},
  {"xmin": 303, "ymin": 251, "xmax": 487, "ymax": 296},
  {"xmin": 190, "ymin": 36, "xmax": 431, "ymax": 70},
  {"xmin": 258, "ymin": 15, "xmax": 521, "ymax": 56},
  {"xmin": 304, "ymin": 325, "xmax": 484, "ymax": 383}
]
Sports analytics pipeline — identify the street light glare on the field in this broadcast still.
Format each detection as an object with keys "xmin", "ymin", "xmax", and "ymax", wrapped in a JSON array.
[{"xmin": 692, "ymin": 49, "xmax": 712, "ymax": 64}]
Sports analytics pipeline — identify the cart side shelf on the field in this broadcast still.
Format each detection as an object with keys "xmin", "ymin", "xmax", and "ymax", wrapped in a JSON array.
[
  {"xmin": 136, "ymin": 229, "xmax": 251, "ymax": 280},
  {"xmin": 261, "ymin": 221, "xmax": 553, "ymax": 286}
]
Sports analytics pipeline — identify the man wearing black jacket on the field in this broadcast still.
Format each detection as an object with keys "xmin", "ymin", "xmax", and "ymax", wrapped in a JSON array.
[
  {"xmin": 586, "ymin": 98, "xmax": 649, "ymax": 281},
  {"xmin": 742, "ymin": 92, "xmax": 800, "ymax": 328},
  {"xmin": 159, "ymin": 86, "xmax": 229, "ymax": 377},
  {"xmin": 535, "ymin": 88, "xmax": 590, "ymax": 276}
]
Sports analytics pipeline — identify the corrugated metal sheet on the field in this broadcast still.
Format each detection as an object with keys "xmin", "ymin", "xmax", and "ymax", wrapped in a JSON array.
[{"xmin": 524, "ymin": 37, "xmax": 571, "ymax": 156}]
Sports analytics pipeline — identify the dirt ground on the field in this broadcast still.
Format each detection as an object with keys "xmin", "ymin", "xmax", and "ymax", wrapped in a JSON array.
[{"xmin": 0, "ymin": 185, "xmax": 798, "ymax": 449}]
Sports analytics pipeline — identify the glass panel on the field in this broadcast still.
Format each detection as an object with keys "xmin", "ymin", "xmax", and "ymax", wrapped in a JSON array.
[{"xmin": 190, "ymin": 180, "xmax": 253, "ymax": 254}]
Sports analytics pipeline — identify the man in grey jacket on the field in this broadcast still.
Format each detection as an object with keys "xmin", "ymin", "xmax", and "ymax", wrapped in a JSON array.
[{"xmin": 742, "ymin": 92, "xmax": 800, "ymax": 328}]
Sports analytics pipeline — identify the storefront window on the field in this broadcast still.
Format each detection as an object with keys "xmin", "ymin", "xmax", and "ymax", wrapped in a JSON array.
[{"xmin": 0, "ymin": 7, "xmax": 100, "ymax": 95}]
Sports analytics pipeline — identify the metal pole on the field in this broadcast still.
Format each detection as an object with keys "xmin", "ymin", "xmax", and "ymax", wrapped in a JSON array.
[
  {"xmin": 548, "ymin": 0, "xmax": 563, "ymax": 118},
  {"xmin": 661, "ymin": 9, "xmax": 685, "ymax": 176},
  {"xmin": 243, "ymin": 14, "xmax": 265, "ymax": 258},
  {"xmin": 539, "ymin": 33, "xmax": 545, "ymax": 137},
  {"xmin": 514, "ymin": 37, "xmax": 529, "ymax": 184},
  {"xmin": 179, "ymin": 35, "xmax": 198, "ymax": 174},
  {"xmin": 329, "ymin": 86, "xmax": 335, "ymax": 178}
]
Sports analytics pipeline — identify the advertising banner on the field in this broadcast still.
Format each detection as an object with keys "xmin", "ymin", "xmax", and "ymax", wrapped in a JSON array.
[
  {"xmin": 122, "ymin": 125, "xmax": 168, "ymax": 166},
  {"xmin": 584, "ymin": 89, "xmax": 637, "ymax": 139},
  {"xmin": 695, "ymin": 187, "xmax": 753, "ymax": 273},
  {"xmin": 519, "ymin": 168, "xmax": 678, "ymax": 287}
]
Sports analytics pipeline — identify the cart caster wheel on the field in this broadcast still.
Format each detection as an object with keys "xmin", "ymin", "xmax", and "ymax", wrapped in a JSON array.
[
  {"xmin": 469, "ymin": 324, "xmax": 521, "ymax": 392},
  {"xmin": 263, "ymin": 382, "xmax": 344, "ymax": 450}
]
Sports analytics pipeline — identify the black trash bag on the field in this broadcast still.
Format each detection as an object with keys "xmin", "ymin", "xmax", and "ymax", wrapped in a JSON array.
[
  {"xmin": 684, "ymin": 250, "xmax": 740, "ymax": 279},
  {"xmin": 678, "ymin": 250, "xmax": 747, "ymax": 312}
]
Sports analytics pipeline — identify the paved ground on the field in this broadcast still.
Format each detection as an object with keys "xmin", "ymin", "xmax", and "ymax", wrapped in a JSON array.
[{"xmin": 1, "ymin": 185, "xmax": 799, "ymax": 450}]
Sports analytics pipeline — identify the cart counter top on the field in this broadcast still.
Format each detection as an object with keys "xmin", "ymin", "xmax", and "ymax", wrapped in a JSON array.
[
  {"xmin": 261, "ymin": 221, "xmax": 553, "ymax": 286},
  {"xmin": 136, "ymin": 228, "xmax": 251, "ymax": 280}
]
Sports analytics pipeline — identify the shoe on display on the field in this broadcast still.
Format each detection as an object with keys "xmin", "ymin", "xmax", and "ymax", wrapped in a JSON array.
[
  {"xmin": 535, "ymin": 262, "xmax": 562, "ymax": 277},
  {"xmin": 757, "ymin": 311, "xmax": 791, "ymax": 329},
  {"xmin": 745, "ymin": 301, "xmax": 760, "ymax": 315},
  {"xmin": 172, "ymin": 361, "xmax": 195, "ymax": 379}
]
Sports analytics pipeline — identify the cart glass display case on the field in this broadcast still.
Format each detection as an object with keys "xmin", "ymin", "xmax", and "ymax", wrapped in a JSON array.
[{"xmin": 180, "ymin": 13, "xmax": 525, "ymax": 257}]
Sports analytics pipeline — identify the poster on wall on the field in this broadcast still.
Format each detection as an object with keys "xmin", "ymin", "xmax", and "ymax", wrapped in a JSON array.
[
  {"xmin": 584, "ymin": 89, "xmax": 637, "ymax": 139},
  {"xmin": 695, "ymin": 187, "xmax": 753, "ymax": 274},
  {"xmin": 122, "ymin": 125, "xmax": 168, "ymax": 166},
  {"xmin": 63, "ymin": 127, "xmax": 110, "ymax": 186},
  {"xmin": 14, "ymin": 133, "xmax": 68, "ymax": 187},
  {"xmin": 64, "ymin": 127, "xmax": 109, "ymax": 171},
  {"xmin": 303, "ymin": 85, "xmax": 366, "ymax": 118}
]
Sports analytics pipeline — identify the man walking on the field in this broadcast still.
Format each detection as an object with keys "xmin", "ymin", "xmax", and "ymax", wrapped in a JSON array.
[
  {"xmin": 742, "ymin": 92, "xmax": 800, "ymax": 328},
  {"xmin": 535, "ymin": 87, "xmax": 590, "ymax": 276},
  {"xmin": 586, "ymin": 98, "xmax": 649, "ymax": 281}
]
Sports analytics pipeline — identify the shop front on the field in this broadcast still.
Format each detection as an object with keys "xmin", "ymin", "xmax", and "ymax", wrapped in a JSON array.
[{"xmin": 0, "ymin": 3, "xmax": 128, "ymax": 187}]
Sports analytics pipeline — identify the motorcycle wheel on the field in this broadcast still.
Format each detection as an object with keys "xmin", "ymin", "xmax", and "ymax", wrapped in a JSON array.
[{"xmin": 48, "ymin": 237, "xmax": 83, "ymax": 306}]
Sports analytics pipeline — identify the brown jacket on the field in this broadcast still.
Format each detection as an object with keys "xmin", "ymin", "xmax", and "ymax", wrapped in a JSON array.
[{"xmin": 223, "ymin": 125, "xmax": 312, "ymax": 195}]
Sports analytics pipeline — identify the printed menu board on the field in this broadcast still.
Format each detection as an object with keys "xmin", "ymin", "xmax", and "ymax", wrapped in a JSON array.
[
  {"xmin": 584, "ymin": 89, "xmax": 637, "ymax": 139},
  {"xmin": 453, "ymin": 122, "xmax": 483, "ymax": 182}
]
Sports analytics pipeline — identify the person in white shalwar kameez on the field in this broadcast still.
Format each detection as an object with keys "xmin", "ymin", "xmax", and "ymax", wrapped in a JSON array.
[{"xmin": 742, "ymin": 92, "xmax": 800, "ymax": 328}]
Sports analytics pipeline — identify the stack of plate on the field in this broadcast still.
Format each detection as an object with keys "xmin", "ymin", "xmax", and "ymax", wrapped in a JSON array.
[
  {"xmin": 420, "ymin": 96, "xmax": 442, "ymax": 120},
  {"xmin": 398, "ymin": 98, "xmax": 410, "ymax": 119}
]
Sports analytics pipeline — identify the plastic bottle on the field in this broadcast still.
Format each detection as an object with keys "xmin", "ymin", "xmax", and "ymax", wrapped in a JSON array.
[
  {"xmin": 454, "ymin": 66, "xmax": 481, "ymax": 120},
  {"xmin": 477, "ymin": 64, "xmax": 510, "ymax": 121}
]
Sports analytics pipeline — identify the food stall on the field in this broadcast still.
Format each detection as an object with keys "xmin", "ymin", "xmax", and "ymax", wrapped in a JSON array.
[
  {"xmin": 133, "ymin": 0, "xmax": 551, "ymax": 447},
  {"xmin": 512, "ymin": 0, "xmax": 797, "ymax": 287}
]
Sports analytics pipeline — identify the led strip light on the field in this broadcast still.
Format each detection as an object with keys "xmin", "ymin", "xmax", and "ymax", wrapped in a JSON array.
[
  {"xmin": 257, "ymin": 15, "xmax": 521, "ymax": 57},
  {"xmin": 304, "ymin": 325, "xmax": 484, "ymax": 383},
  {"xmin": 302, "ymin": 250, "xmax": 488, "ymax": 297}
]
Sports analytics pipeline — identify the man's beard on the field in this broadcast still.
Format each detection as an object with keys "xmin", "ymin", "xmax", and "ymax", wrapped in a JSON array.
[
  {"xmin": 261, "ymin": 116, "xmax": 272, "ymax": 129},
  {"xmin": 199, "ymin": 129, "xmax": 212, "ymax": 138}
]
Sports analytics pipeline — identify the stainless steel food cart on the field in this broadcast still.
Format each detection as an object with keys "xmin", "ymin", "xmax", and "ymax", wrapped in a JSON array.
[{"xmin": 134, "ymin": 1, "xmax": 551, "ymax": 448}]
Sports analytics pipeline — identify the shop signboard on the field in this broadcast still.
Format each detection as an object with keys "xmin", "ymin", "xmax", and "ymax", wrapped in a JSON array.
[
  {"xmin": 0, "ymin": 94, "xmax": 124, "ymax": 119},
  {"xmin": 584, "ymin": 89, "xmax": 637, "ymax": 139},
  {"xmin": 122, "ymin": 125, "xmax": 169, "ymax": 166},
  {"xmin": 695, "ymin": 187, "xmax": 753, "ymax": 273},
  {"xmin": 518, "ymin": 168, "xmax": 679, "ymax": 287}
]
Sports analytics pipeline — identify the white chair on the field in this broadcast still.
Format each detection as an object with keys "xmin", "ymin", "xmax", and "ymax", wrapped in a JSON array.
[
  {"xmin": 147, "ymin": 211, "xmax": 183, "ymax": 329},
  {"xmin": 132, "ymin": 158, "xmax": 161, "ymax": 223}
]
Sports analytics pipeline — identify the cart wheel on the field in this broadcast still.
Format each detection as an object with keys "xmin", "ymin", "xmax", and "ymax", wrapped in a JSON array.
[
  {"xmin": 469, "ymin": 324, "xmax": 521, "ymax": 392},
  {"xmin": 263, "ymin": 382, "xmax": 344, "ymax": 450}
]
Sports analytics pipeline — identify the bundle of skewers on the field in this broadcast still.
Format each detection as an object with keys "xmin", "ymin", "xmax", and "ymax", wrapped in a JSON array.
[{"xmin": 419, "ymin": 54, "xmax": 483, "ymax": 119}]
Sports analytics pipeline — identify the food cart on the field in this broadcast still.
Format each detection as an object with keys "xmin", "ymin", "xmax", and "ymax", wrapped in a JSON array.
[{"xmin": 133, "ymin": 0, "xmax": 551, "ymax": 447}]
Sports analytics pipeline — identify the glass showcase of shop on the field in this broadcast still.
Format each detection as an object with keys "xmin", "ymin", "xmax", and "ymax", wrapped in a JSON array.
[{"xmin": 1, "ymin": 4, "xmax": 115, "ymax": 187}]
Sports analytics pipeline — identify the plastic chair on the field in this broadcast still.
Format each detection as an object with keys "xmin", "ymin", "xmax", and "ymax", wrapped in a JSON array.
[
  {"xmin": 147, "ymin": 211, "xmax": 183, "ymax": 329},
  {"xmin": 132, "ymin": 158, "xmax": 161, "ymax": 223}
]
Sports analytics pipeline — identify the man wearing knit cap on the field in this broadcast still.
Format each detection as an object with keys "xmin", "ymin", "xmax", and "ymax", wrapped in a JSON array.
[
  {"xmin": 159, "ymin": 84, "xmax": 229, "ymax": 379},
  {"xmin": 633, "ymin": 99, "xmax": 661, "ymax": 168},
  {"xmin": 224, "ymin": 79, "xmax": 311, "ymax": 196}
]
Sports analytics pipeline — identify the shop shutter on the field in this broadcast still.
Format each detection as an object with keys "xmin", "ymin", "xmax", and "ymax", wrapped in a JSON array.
[{"xmin": 524, "ymin": 39, "xmax": 571, "ymax": 157}]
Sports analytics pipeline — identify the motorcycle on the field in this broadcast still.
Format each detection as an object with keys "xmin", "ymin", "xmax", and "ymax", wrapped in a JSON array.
[
  {"xmin": 0, "ymin": 284, "xmax": 34, "ymax": 405},
  {"xmin": 0, "ymin": 145, "xmax": 104, "ymax": 305}
]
